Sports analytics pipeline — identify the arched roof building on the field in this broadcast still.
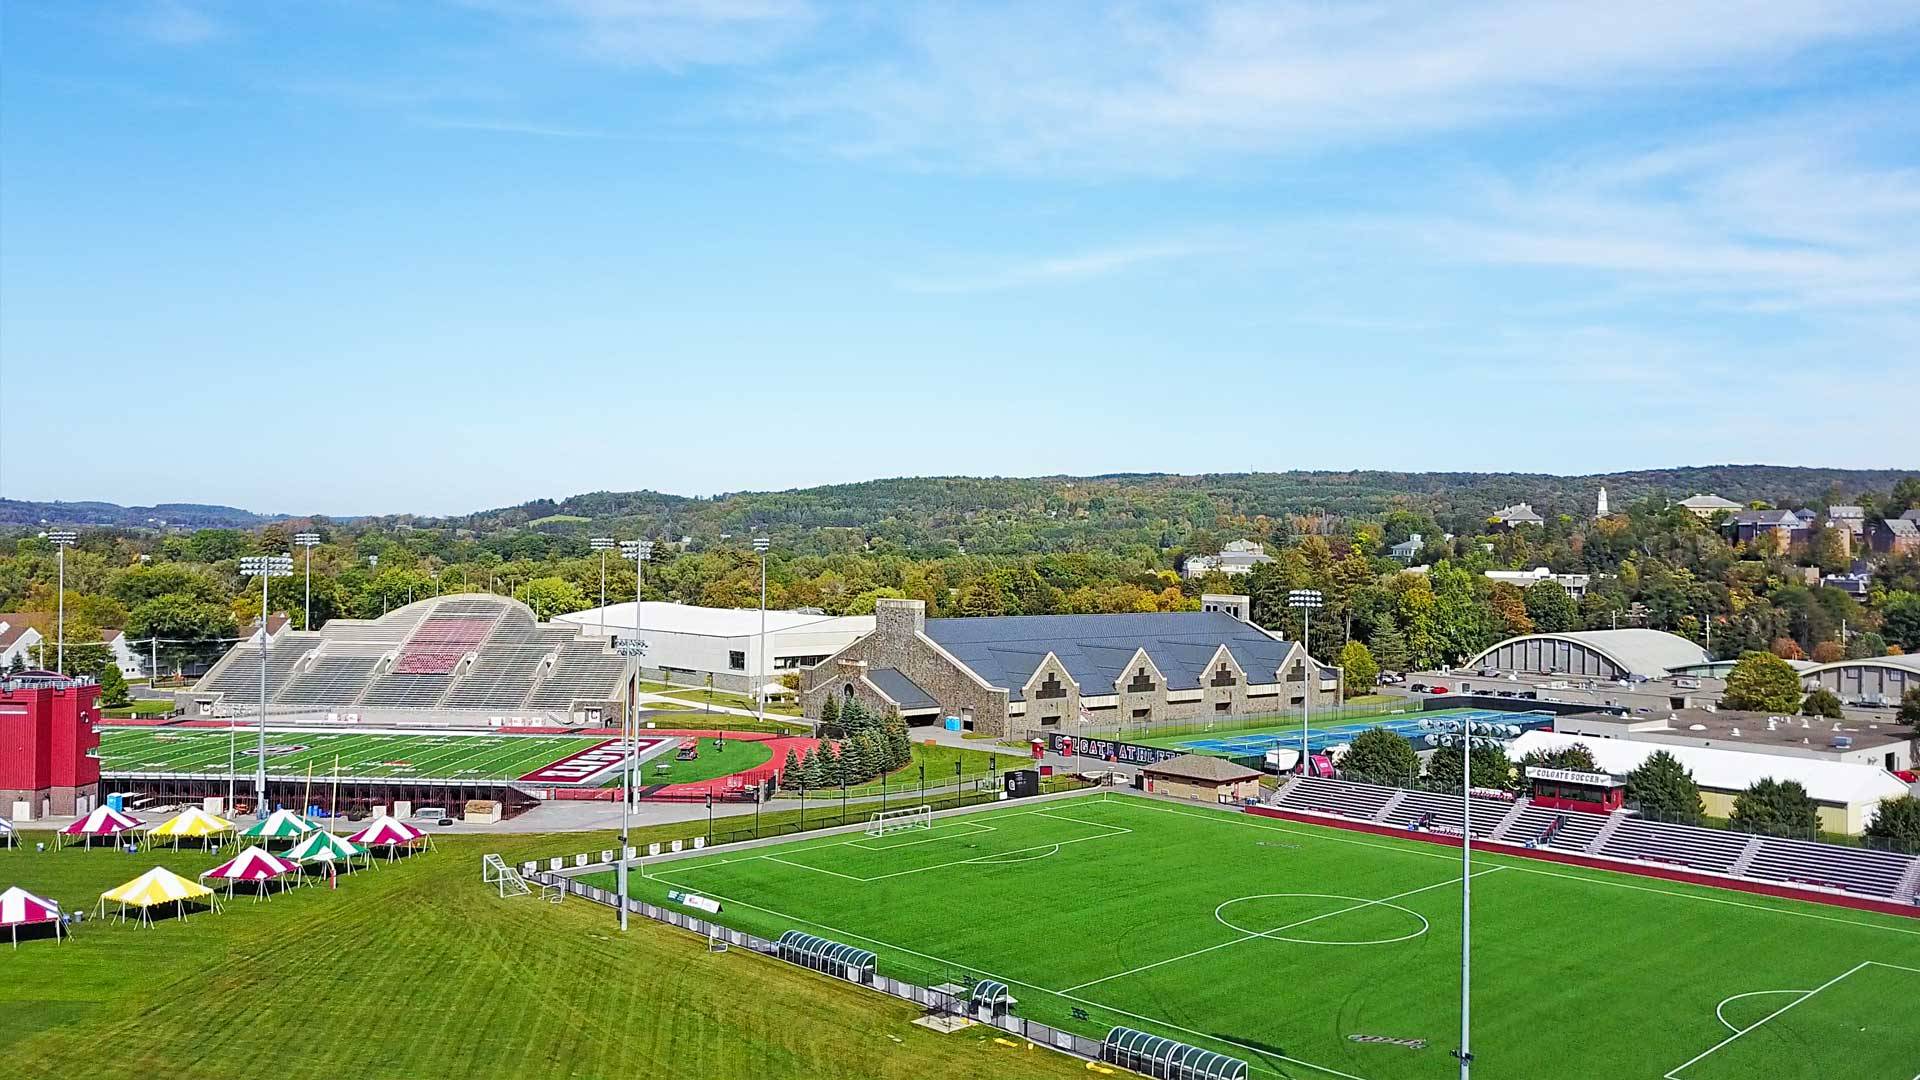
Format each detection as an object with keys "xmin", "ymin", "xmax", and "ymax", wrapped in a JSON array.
[
  {"xmin": 1465, "ymin": 629, "xmax": 1709, "ymax": 681},
  {"xmin": 1799, "ymin": 653, "xmax": 1920, "ymax": 706}
]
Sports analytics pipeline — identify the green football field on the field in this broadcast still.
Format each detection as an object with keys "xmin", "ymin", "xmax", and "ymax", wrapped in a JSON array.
[
  {"xmin": 98, "ymin": 727, "xmax": 610, "ymax": 782},
  {"xmin": 592, "ymin": 794, "xmax": 1920, "ymax": 1080}
]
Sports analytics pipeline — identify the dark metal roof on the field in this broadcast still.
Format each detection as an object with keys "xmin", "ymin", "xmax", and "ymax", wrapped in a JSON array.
[
  {"xmin": 924, "ymin": 610, "xmax": 1296, "ymax": 701},
  {"xmin": 866, "ymin": 667, "xmax": 937, "ymax": 710}
]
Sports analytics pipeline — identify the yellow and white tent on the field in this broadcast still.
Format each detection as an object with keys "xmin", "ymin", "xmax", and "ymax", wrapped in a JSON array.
[
  {"xmin": 144, "ymin": 808, "xmax": 236, "ymax": 850},
  {"xmin": 96, "ymin": 867, "xmax": 221, "ymax": 926}
]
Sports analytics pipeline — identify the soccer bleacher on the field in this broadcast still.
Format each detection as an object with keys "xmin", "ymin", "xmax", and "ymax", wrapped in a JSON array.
[
  {"xmin": 191, "ymin": 594, "xmax": 628, "ymax": 714},
  {"xmin": 1277, "ymin": 776, "xmax": 1400, "ymax": 822},
  {"xmin": 1385, "ymin": 789, "xmax": 1511, "ymax": 838},
  {"xmin": 1599, "ymin": 817, "xmax": 1752, "ymax": 873},
  {"xmin": 1505, "ymin": 804, "xmax": 1609, "ymax": 853},
  {"xmin": 1742, "ymin": 836, "xmax": 1915, "ymax": 898}
]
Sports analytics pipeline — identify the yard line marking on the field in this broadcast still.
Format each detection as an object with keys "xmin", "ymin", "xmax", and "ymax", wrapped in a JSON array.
[
  {"xmin": 1106, "ymin": 797, "xmax": 1920, "ymax": 939},
  {"xmin": 646, "ymin": 871, "xmax": 1373, "ymax": 1080},
  {"xmin": 1058, "ymin": 867, "xmax": 1505, "ymax": 995},
  {"xmin": 1663, "ymin": 961, "xmax": 1871, "ymax": 1079}
]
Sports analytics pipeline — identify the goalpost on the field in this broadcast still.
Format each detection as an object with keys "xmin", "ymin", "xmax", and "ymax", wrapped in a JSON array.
[{"xmin": 867, "ymin": 804, "xmax": 933, "ymax": 837}]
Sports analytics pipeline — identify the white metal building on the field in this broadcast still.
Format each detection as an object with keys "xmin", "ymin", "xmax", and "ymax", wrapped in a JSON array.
[{"xmin": 556, "ymin": 602, "xmax": 875, "ymax": 693}]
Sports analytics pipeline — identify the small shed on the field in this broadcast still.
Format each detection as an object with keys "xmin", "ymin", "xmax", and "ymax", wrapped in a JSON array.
[{"xmin": 1138, "ymin": 754, "xmax": 1264, "ymax": 804}]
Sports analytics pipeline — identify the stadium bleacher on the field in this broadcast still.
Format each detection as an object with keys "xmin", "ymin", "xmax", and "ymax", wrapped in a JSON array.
[
  {"xmin": 191, "ymin": 594, "xmax": 627, "ymax": 714},
  {"xmin": 1270, "ymin": 774, "xmax": 1920, "ymax": 906}
]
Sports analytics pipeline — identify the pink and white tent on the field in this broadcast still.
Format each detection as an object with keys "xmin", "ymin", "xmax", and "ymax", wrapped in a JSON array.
[
  {"xmin": 1, "ymin": 885, "xmax": 64, "ymax": 947},
  {"xmin": 59, "ymin": 806, "xmax": 142, "ymax": 848},
  {"xmin": 200, "ymin": 846, "xmax": 301, "ymax": 900},
  {"xmin": 346, "ymin": 816, "xmax": 429, "ymax": 858}
]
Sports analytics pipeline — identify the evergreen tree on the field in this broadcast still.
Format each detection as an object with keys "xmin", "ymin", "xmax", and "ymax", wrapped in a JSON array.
[
  {"xmin": 818, "ymin": 692, "xmax": 840, "ymax": 735},
  {"xmin": 823, "ymin": 742, "xmax": 845, "ymax": 786},
  {"xmin": 1721, "ymin": 651, "xmax": 1804, "ymax": 713},
  {"xmin": 882, "ymin": 709, "xmax": 911, "ymax": 770},
  {"xmin": 6, "ymin": 652, "xmax": 24, "ymax": 675},
  {"xmin": 779, "ymin": 747, "xmax": 802, "ymax": 790},
  {"xmin": 1898, "ymin": 688, "xmax": 1920, "ymax": 727},
  {"xmin": 97, "ymin": 664, "xmax": 131, "ymax": 708},
  {"xmin": 1368, "ymin": 621, "xmax": 1410, "ymax": 672},
  {"xmin": 840, "ymin": 697, "xmax": 871, "ymax": 736},
  {"xmin": 1845, "ymin": 631, "xmax": 1887, "ymax": 660},
  {"xmin": 1426, "ymin": 741, "xmax": 1515, "ymax": 792},
  {"xmin": 1627, "ymin": 750, "xmax": 1703, "ymax": 824},
  {"xmin": 1522, "ymin": 581, "xmax": 1579, "ymax": 633},
  {"xmin": 851, "ymin": 731, "xmax": 881, "ymax": 782},
  {"xmin": 1799, "ymin": 688, "xmax": 1843, "ymax": 719},
  {"xmin": 1730, "ymin": 777, "xmax": 1819, "ymax": 836},
  {"xmin": 801, "ymin": 748, "xmax": 828, "ymax": 790}
]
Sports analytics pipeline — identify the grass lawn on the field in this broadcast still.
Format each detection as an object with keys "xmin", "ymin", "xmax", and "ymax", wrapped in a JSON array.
[
  {"xmin": 102, "ymin": 699, "xmax": 178, "ymax": 719},
  {"xmin": 660, "ymin": 686, "xmax": 803, "ymax": 717},
  {"xmin": 98, "ymin": 728, "xmax": 611, "ymax": 782},
  {"xmin": 597, "ymin": 793, "xmax": 1920, "ymax": 1080},
  {"xmin": 621, "ymin": 736, "xmax": 774, "ymax": 787},
  {"xmin": 0, "ymin": 824, "xmax": 1080, "ymax": 1080}
]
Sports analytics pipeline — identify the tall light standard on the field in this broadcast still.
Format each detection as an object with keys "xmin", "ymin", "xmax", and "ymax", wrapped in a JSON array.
[
  {"xmin": 47, "ymin": 530, "xmax": 76, "ymax": 674},
  {"xmin": 753, "ymin": 537, "xmax": 770, "ymax": 726},
  {"xmin": 1418, "ymin": 715, "xmax": 1491, "ymax": 1080},
  {"xmin": 590, "ymin": 538, "xmax": 616, "ymax": 641},
  {"xmin": 293, "ymin": 533, "xmax": 321, "ymax": 629},
  {"xmin": 239, "ymin": 554, "xmax": 293, "ymax": 816},
  {"xmin": 620, "ymin": 540, "xmax": 653, "ymax": 680},
  {"xmin": 1287, "ymin": 589, "xmax": 1323, "ymax": 776},
  {"xmin": 613, "ymin": 635, "xmax": 648, "ymax": 932}
]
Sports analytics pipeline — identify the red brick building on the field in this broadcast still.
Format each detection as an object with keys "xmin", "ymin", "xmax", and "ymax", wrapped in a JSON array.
[{"xmin": 1, "ymin": 672, "xmax": 102, "ymax": 819}]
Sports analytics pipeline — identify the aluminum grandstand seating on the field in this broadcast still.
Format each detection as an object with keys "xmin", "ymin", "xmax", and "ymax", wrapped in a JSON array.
[
  {"xmin": 1278, "ymin": 776, "xmax": 1399, "ymax": 821},
  {"xmin": 392, "ymin": 615, "xmax": 497, "ymax": 674},
  {"xmin": 357, "ymin": 673, "xmax": 458, "ymax": 707},
  {"xmin": 275, "ymin": 652, "xmax": 384, "ymax": 707},
  {"xmin": 1600, "ymin": 817, "xmax": 1754, "ymax": 873},
  {"xmin": 1505, "ymin": 804, "xmax": 1610, "ymax": 853},
  {"xmin": 524, "ymin": 640, "xmax": 627, "ymax": 709},
  {"xmin": 194, "ymin": 631, "xmax": 321, "ymax": 698},
  {"xmin": 440, "ymin": 618, "xmax": 579, "ymax": 710},
  {"xmin": 1742, "ymin": 837, "xmax": 1915, "ymax": 898},
  {"xmin": 1383, "ymin": 789, "xmax": 1513, "ymax": 838}
]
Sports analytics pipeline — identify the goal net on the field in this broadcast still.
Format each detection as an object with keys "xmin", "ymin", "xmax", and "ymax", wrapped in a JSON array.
[{"xmin": 867, "ymin": 804, "xmax": 933, "ymax": 837}]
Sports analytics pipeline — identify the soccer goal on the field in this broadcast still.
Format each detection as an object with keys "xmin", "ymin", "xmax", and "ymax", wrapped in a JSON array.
[
  {"xmin": 482, "ymin": 853, "xmax": 531, "ymax": 899},
  {"xmin": 867, "ymin": 804, "xmax": 934, "ymax": 837}
]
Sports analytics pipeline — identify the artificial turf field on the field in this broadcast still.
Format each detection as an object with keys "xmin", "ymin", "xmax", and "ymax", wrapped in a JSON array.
[
  {"xmin": 98, "ymin": 726, "xmax": 611, "ymax": 782},
  {"xmin": 602, "ymin": 793, "xmax": 1920, "ymax": 1080}
]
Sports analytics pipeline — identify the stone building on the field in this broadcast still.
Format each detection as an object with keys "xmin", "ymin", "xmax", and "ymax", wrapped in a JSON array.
[{"xmin": 799, "ymin": 596, "xmax": 1339, "ymax": 739}]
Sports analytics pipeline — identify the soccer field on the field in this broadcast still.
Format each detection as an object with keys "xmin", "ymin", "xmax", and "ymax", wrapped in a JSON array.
[
  {"xmin": 98, "ymin": 727, "xmax": 614, "ymax": 783},
  {"xmin": 598, "ymin": 794, "xmax": 1920, "ymax": 1080}
]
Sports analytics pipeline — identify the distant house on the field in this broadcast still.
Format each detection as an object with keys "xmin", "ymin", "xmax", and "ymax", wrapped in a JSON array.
[
  {"xmin": 1820, "ymin": 571, "xmax": 1871, "ymax": 599},
  {"xmin": 0, "ymin": 614, "xmax": 144, "ymax": 678},
  {"xmin": 1827, "ymin": 505, "xmax": 1867, "ymax": 537},
  {"xmin": 1389, "ymin": 534, "xmax": 1424, "ymax": 562},
  {"xmin": 1677, "ymin": 493, "xmax": 1742, "ymax": 519},
  {"xmin": 1867, "ymin": 517, "xmax": 1920, "ymax": 556},
  {"xmin": 1483, "ymin": 566, "xmax": 1592, "ymax": 599},
  {"xmin": 100, "ymin": 629, "xmax": 145, "ymax": 679},
  {"xmin": 1900, "ymin": 509, "xmax": 1920, "ymax": 524},
  {"xmin": 1791, "ymin": 508, "xmax": 1817, "ymax": 527},
  {"xmin": 1182, "ymin": 539, "xmax": 1276, "ymax": 579},
  {"xmin": 0, "ymin": 620, "xmax": 44, "ymax": 670},
  {"xmin": 1490, "ymin": 502, "xmax": 1545, "ymax": 530},
  {"xmin": 1728, "ymin": 509, "xmax": 1807, "ymax": 549}
]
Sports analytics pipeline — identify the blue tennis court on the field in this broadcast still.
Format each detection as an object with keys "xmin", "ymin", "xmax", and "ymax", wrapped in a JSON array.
[{"xmin": 1174, "ymin": 708, "xmax": 1555, "ymax": 756}]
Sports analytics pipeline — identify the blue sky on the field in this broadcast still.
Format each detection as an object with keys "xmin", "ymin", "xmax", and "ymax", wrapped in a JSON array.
[{"xmin": 2, "ymin": 2, "xmax": 1916, "ymax": 516}]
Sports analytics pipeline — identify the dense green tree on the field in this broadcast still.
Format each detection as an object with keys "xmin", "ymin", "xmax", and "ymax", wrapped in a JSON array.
[
  {"xmin": 1627, "ymin": 751, "xmax": 1704, "ymax": 824},
  {"xmin": 1368, "ymin": 621, "xmax": 1409, "ymax": 672},
  {"xmin": 778, "ymin": 747, "xmax": 802, "ymax": 790},
  {"xmin": 126, "ymin": 594, "xmax": 237, "ymax": 643},
  {"xmin": 1730, "ymin": 778, "xmax": 1820, "ymax": 836},
  {"xmin": 97, "ymin": 664, "xmax": 131, "ymax": 708},
  {"xmin": 1518, "ymin": 744, "xmax": 1600, "ymax": 774},
  {"xmin": 522, "ymin": 576, "xmax": 588, "ymax": 621},
  {"xmin": 817, "ymin": 692, "xmax": 840, "ymax": 735},
  {"xmin": 1898, "ymin": 689, "xmax": 1920, "ymax": 727},
  {"xmin": 1865, "ymin": 795, "xmax": 1920, "ymax": 849},
  {"xmin": 1882, "ymin": 591, "xmax": 1920, "ymax": 651},
  {"xmin": 1521, "ymin": 581, "xmax": 1579, "ymax": 633},
  {"xmin": 1799, "ymin": 688, "xmax": 1843, "ymax": 719},
  {"xmin": 1338, "ymin": 640, "xmax": 1378, "ymax": 697},
  {"xmin": 1336, "ymin": 728, "xmax": 1420, "ymax": 785},
  {"xmin": 1721, "ymin": 651, "xmax": 1805, "ymax": 712},
  {"xmin": 1425, "ymin": 741, "xmax": 1515, "ymax": 792},
  {"xmin": 1846, "ymin": 632, "xmax": 1888, "ymax": 660}
]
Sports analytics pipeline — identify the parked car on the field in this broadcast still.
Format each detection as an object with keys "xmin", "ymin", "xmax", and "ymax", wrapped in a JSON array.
[
  {"xmin": 1427, "ymin": 684, "xmax": 1450, "ymax": 694},
  {"xmin": 1409, "ymin": 682, "xmax": 1428, "ymax": 693}
]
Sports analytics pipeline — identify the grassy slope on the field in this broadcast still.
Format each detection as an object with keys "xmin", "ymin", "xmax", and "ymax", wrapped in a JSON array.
[
  {"xmin": 600, "ymin": 795, "xmax": 1920, "ymax": 1080},
  {"xmin": 0, "ymin": 828, "xmax": 1086, "ymax": 1080}
]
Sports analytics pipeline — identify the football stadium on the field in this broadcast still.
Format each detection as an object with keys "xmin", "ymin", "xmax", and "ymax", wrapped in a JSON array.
[{"xmin": 579, "ymin": 791, "xmax": 1920, "ymax": 1080}]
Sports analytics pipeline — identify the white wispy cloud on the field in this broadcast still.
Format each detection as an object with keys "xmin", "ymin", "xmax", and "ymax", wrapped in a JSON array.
[
  {"xmin": 467, "ymin": 0, "xmax": 817, "ymax": 68},
  {"xmin": 127, "ymin": 0, "xmax": 220, "ymax": 46},
  {"xmin": 896, "ymin": 237, "xmax": 1238, "ymax": 294}
]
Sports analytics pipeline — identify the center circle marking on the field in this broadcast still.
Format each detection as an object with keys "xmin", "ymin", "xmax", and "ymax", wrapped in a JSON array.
[{"xmin": 1215, "ymin": 892, "xmax": 1430, "ymax": 946}]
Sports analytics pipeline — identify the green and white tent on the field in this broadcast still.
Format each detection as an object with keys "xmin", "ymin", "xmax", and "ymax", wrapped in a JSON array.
[
  {"xmin": 239, "ymin": 809, "xmax": 320, "ymax": 842},
  {"xmin": 282, "ymin": 830, "xmax": 369, "ymax": 871}
]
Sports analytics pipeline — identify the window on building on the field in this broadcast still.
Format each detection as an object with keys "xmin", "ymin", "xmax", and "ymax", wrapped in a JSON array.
[
  {"xmin": 728, "ymin": 651, "xmax": 746, "ymax": 670},
  {"xmin": 1040, "ymin": 715, "xmax": 1060, "ymax": 727},
  {"xmin": 1126, "ymin": 667, "xmax": 1156, "ymax": 693},
  {"xmin": 774, "ymin": 654, "xmax": 829, "ymax": 670},
  {"xmin": 1214, "ymin": 701, "xmax": 1230, "ymax": 712},
  {"xmin": 1131, "ymin": 708, "xmax": 1150, "ymax": 719},
  {"xmin": 1287, "ymin": 661, "xmax": 1305, "ymax": 683},
  {"xmin": 1034, "ymin": 672, "xmax": 1068, "ymax": 700},
  {"xmin": 1210, "ymin": 663, "xmax": 1237, "ymax": 687}
]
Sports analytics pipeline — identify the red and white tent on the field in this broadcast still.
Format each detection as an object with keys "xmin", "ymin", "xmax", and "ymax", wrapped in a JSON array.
[
  {"xmin": 200, "ymin": 846, "xmax": 301, "ymax": 900},
  {"xmin": 59, "ymin": 806, "xmax": 142, "ymax": 848},
  {"xmin": 345, "ymin": 816, "xmax": 429, "ymax": 858},
  {"xmin": 1, "ymin": 885, "xmax": 64, "ymax": 947}
]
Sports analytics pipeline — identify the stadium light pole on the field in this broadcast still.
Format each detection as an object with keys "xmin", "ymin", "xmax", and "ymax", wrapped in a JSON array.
[
  {"xmin": 753, "ymin": 537, "xmax": 770, "ymax": 727},
  {"xmin": 47, "ymin": 530, "xmax": 76, "ymax": 674},
  {"xmin": 1287, "ymin": 589, "xmax": 1323, "ymax": 776},
  {"xmin": 590, "ymin": 538, "xmax": 616, "ymax": 641},
  {"xmin": 293, "ymin": 533, "xmax": 321, "ymax": 629},
  {"xmin": 240, "ymin": 554, "xmax": 293, "ymax": 817},
  {"xmin": 614, "ymin": 635, "xmax": 648, "ymax": 932}
]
